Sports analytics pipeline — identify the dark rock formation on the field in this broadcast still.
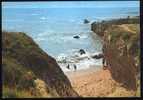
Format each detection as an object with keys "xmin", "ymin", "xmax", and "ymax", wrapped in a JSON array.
[
  {"xmin": 91, "ymin": 53, "xmax": 104, "ymax": 59},
  {"xmin": 84, "ymin": 19, "xmax": 90, "ymax": 24},
  {"xmin": 2, "ymin": 31, "xmax": 79, "ymax": 97},
  {"xmin": 73, "ymin": 35, "xmax": 80, "ymax": 39},
  {"xmin": 79, "ymin": 49, "xmax": 86, "ymax": 55}
]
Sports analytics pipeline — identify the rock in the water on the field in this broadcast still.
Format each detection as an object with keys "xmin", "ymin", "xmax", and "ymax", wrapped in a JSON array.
[
  {"xmin": 73, "ymin": 35, "xmax": 80, "ymax": 39},
  {"xmin": 79, "ymin": 49, "xmax": 86, "ymax": 55},
  {"xmin": 92, "ymin": 53, "xmax": 104, "ymax": 59},
  {"xmin": 84, "ymin": 19, "xmax": 90, "ymax": 24}
]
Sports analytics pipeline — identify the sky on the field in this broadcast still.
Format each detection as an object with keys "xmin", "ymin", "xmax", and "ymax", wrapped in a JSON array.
[{"xmin": 2, "ymin": 1, "xmax": 139, "ymax": 8}]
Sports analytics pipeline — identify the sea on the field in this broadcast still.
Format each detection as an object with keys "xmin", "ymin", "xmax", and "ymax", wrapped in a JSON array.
[{"xmin": 2, "ymin": 1, "xmax": 139, "ymax": 72}]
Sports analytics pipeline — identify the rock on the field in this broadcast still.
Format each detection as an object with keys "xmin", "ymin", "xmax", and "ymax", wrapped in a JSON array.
[
  {"xmin": 73, "ymin": 35, "xmax": 80, "ymax": 39},
  {"xmin": 84, "ymin": 19, "xmax": 90, "ymax": 24},
  {"xmin": 79, "ymin": 49, "xmax": 86, "ymax": 55},
  {"xmin": 92, "ymin": 53, "xmax": 104, "ymax": 59}
]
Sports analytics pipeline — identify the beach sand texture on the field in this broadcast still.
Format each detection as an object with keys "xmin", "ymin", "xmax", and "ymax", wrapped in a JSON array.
[{"xmin": 66, "ymin": 67, "xmax": 135, "ymax": 97}]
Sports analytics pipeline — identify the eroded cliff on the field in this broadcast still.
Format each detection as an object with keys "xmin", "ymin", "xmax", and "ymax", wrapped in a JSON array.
[
  {"xmin": 2, "ymin": 31, "xmax": 79, "ymax": 98},
  {"xmin": 91, "ymin": 16, "xmax": 140, "ymax": 91}
]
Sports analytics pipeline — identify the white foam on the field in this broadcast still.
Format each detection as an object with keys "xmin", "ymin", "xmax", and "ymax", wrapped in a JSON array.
[
  {"xmin": 80, "ymin": 34, "xmax": 88, "ymax": 39},
  {"xmin": 60, "ymin": 36, "xmax": 73, "ymax": 42},
  {"xmin": 35, "ymin": 37, "xmax": 45, "ymax": 42},
  {"xmin": 57, "ymin": 51, "xmax": 102, "ymax": 72},
  {"xmin": 57, "ymin": 53, "xmax": 67, "ymax": 61}
]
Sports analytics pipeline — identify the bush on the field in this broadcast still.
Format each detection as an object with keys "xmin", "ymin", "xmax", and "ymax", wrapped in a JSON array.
[
  {"xmin": 2, "ymin": 57, "xmax": 26, "ymax": 85},
  {"xmin": 122, "ymin": 33, "xmax": 130, "ymax": 42},
  {"xmin": 17, "ymin": 71, "xmax": 36, "ymax": 90},
  {"xmin": 2, "ymin": 86, "xmax": 34, "ymax": 98}
]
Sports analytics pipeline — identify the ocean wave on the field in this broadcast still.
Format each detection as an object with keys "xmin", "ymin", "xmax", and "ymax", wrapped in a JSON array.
[
  {"xmin": 37, "ymin": 30, "xmax": 56, "ymax": 37},
  {"xmin": 35, "ymin": 37, "xmax": 45, "ymax": 42},
  {"xmin": 57, "ymin": 50, "xmax": 102, "ymax": 61},
  {"xmin": 58, "ymin": 57, "xmax": 102, "ymax": 72},
  {"xmin": 80, "ymin": 34, "xmax": 88, "ymax": 39},
  {"xmin": 55, "ymin": 47, "xmax": 103, "ymax": 72},
  {"xmin": 37, "ymin": 32, "xmax": 48, "ymax": 37}
]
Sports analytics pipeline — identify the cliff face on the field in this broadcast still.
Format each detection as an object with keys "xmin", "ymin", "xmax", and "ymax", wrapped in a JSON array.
[
  {"xmin": 91, "ymin": 17, "xmax": 140, "ymax": 91},
  {"xmin": 2, "ymin": 32, "xmax": 78, "ymax": 97}
]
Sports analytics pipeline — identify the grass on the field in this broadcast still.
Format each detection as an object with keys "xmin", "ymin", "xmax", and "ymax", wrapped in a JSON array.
[
  {"xmin": 2, "ymin": 31, "xmax": 78, "ymax": 97},
  {"xmin": 135, "ymin": 80, "xmax": 141, "ymax": 97},
  {"xmin": 125, "ymin": 24, "xmax": 140, "ymax": 34},
  {"xmin": 2, "ymin": 86, "xmax": 35, "ymax": 98},
  {"xmin": 107, "ymin": 86, "xmax": 135, "ymax": 97}
]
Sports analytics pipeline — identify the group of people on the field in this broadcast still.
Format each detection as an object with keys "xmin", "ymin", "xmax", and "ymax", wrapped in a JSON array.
[
  {"xmin": 66, "ymin": 64, "xmax": 77, "ymax": 71},
  {"xmin": 65, "ymin": 49, "xmax": 85, "ymax": 71}
]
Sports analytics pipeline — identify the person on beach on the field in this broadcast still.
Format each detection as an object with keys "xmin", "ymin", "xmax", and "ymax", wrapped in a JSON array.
[
  {"xmin": 66, "ymin": 64, "xmax": 70, "ymax": 69},
  {"xmin": 73, "ymin": 64, "xmax": 77, "ymax": 71},
  {"xmin": 102, "ymin": 47, "xmax": 107, "ymax": 70}
]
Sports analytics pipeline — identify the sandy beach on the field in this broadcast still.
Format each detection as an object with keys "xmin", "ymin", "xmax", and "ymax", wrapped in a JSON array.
[{"xmin": 65, "ymin": 66, "xmax": 136, "ymax": 97}]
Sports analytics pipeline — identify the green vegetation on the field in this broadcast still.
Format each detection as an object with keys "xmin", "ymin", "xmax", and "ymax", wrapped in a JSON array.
[
  {"xmin": 2, "ymin": 31, "xmax": 78, "ymax": 98},
  {"xmin": 91, "ymin": 16, "xmax": 140, "ymax": 66},
  {"xmin": 91, "ymin": 16, "xmax": 139, "ymax": 36},
  {"xmin": 3, "ymin": 86, "xmax": 35, "ymax": 98},
  {"xmin": 135, "ymin": 80, "xmax": 141, "ymax": 97},
  {"xmin": 101, "ymin": 16, "xmax": 139, "ymax": 25}
]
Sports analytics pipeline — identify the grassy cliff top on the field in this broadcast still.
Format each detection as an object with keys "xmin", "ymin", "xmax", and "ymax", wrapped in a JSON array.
[{"xmin": 91, "ymin": 16, "xmax": 140, "ymax": 57}]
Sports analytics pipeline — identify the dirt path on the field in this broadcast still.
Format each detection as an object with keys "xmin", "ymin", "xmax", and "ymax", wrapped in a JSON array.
[{"xmin": 66, "ymin": 67, "xmax": 136, "ymax": 97}]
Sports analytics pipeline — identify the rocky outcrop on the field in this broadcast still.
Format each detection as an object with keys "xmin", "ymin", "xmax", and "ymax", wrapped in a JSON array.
[
  {"xmin": 91, "ymin": 53, "xmax": 103, "ymax": 59},
  {"xmin": 79, "ymin": 49, "xmax": 86, "ymax": 55},
  {"xmin": 73, "ymin": 35, "xmax": 80, "ymax": 39},
  {"xmin": 91, "ymin": 16, "xmax": 140, "ymax": 91},
  {"xmin": 84, "ymin": 19, "xmax": 90, "ymax": 24},
  {"xmin": 2, "ymin": 31, "xmax": 79, "ymax": 97}
]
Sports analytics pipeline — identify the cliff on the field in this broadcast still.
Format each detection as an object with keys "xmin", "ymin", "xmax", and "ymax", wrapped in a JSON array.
[
  {"xmin": 91, "ymin": 16, "xmax": 140, "ymax": 91},
  {"xmin": 2, "ymin": 31, "xmax": 79, "ymax": 98}
]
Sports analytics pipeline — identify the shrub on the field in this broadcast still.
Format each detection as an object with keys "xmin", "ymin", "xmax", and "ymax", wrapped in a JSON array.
[{"xmin": 2, "ymin": 86, "xmax": 35, "ymax": 98}]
